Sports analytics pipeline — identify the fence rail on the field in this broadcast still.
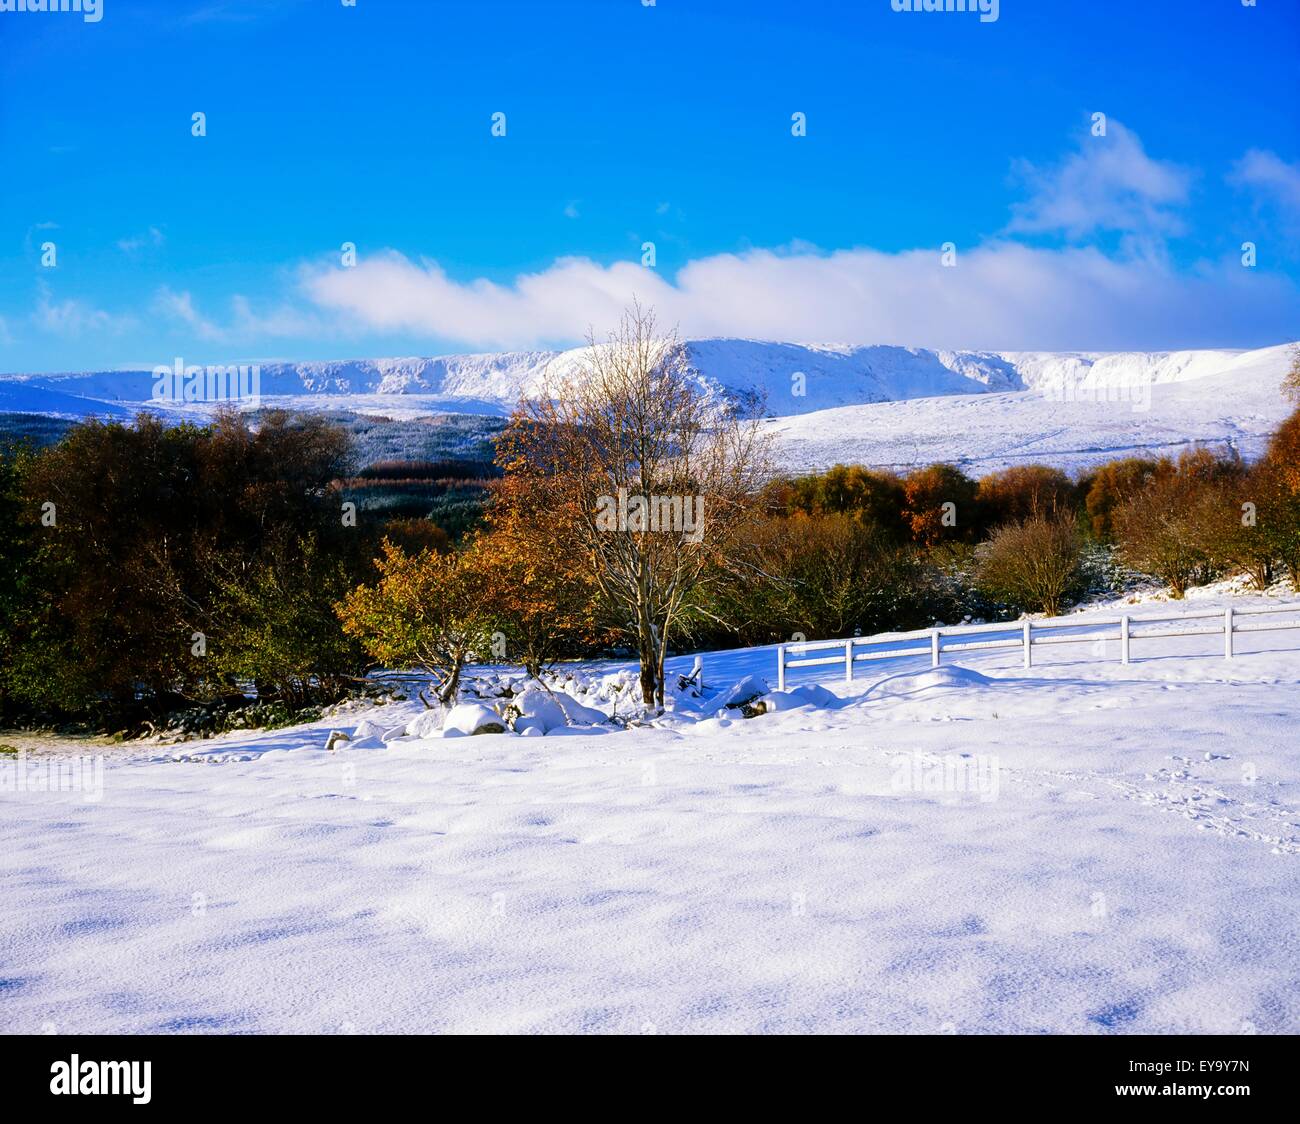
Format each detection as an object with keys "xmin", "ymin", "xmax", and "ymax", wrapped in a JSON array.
[{"xmin": 775, "ymin": 603, "xmax": 1300, "ymax": 690}]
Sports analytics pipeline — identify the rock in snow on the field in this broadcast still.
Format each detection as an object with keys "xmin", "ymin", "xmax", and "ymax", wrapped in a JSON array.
[
  {"xmin": 346, "ymin": 719, "xmax": 391, "ymax": 749},
  {"xmin": 550, "ymin": 691, "xmax": 608, "ymax": 727},
  {"xmin": 442, "ymin": 703, "xmax": 507, "ymax": 737},
  {"xmin": 756, "ymin": 684, "xmax": 839, "ymax": 713},
  {"xmin": 508, "ymin": 687, "xmax": 569, "ymax": 734},
  {"xmin": 404, "ymin": 709, "xmax": 447, "ymax": 740},
  {"xmin": 716, "ymin": 675, "xmax": 770, "ymax": 710}
]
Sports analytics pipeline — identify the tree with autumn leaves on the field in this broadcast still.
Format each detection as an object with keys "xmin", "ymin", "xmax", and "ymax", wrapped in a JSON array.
[
  {"xmin": 470, "ymin": 469, "xmax": 602, "ymax": 679},
  {"xmin": 495, "ymin": 304, "xmax": 770, "ymax": 707},
  {"xmin": 336, "ymin": 539, "xmax": 489, "ymax": 704},
  {"xmin": 1284, "ymin": 344, "xmax": 1300, "ymax": 407},
  {"xmin": 341, "ymin": 305, "xmax": 769, "ymax": 710},
  {"xmin": 336, "ymin": 515, "xmax": 601, "ymax": 701},
  {"xmin": 900, "ymin": 463, "xmax": 979, "ymax": 546},
  {"xmin": 336, "ymin": 317, "xmax": 1300, "ymax": 706},
  {"xmin": 337, "ymin": 411, "xmax": 606, "ymax": 697}
]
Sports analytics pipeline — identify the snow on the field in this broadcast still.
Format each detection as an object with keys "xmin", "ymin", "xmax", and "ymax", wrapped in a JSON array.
[
  {"xmin": 440, "ymin": 703, "xmax": 507, "ymax": 737},
  {"xmin": 506, "ymin": 686, "xmax": 570, "ymax": 735},
  {"xmin": 756, "ymin": 683, "xmax": 839, "ymax": 713},
  {"xmin": 3, "ymin": 339, "xmax": 1294, "ymax": 474},
  {"xmin": 0, "ymin": 380, "xmax": 133, "ymax": 419},
  {"xmin": 769, "ymin": 341, "xmax": 1298, "ymax": 474},
  {"xmin": 864, "ymin": 665, "xmax": 996, "ymax": 699},
  {"xmin": 2, "ymin": 590, "xmax": 1298, "ymax": 1034},
  {"xmin": 712, "ymin": 674, "xmax": 769, "ymax": 710}
]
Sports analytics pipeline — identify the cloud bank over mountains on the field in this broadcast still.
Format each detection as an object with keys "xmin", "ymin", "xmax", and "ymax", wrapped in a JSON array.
[
  {"xmin": 300, "ymin": 240, "xmax": 1294, "ymax": 354},
  {"xmin": 8, "ymin": 122, "xmax": 1300, "ymax": 368},
  {"xmin": 295, "ymin": 121, "xmax": 1297, "ymax": 353}
]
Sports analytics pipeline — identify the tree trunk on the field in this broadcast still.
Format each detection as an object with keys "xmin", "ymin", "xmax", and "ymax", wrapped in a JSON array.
[
  {"xmin": 636, "ymin": 588, "xmax": 659, "ymax": 705},
  {"xmin": 638, "ymin": 661, "xmax": 656, "ymax": 706},
  {"xmin": 438, "ymin": 657, "xmax": 463, "ymax": 705}
]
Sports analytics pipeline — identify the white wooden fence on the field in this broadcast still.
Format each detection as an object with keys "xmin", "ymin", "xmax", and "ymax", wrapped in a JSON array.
[{"xmin": 776, "ymin": 603, "xmax": 1300, "ymax": 690}]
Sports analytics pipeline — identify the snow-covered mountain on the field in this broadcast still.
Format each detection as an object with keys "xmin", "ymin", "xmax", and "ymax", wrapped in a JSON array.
[
  {"xmin": 2, "ymin": 338, "xmax": 1295, "ymax": 473},
  {"xmin": 771, "ymin": 342, "xmax": 1299, "ymax": 475},
  {"xmin": 2, "ymin": 339, "xmax": 1280, "ymax": 414}
]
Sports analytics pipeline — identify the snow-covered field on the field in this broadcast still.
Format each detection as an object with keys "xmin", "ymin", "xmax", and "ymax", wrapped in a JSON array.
[
  {"xmin": 3, "ymin": 590, "xmax": 1298, "ymax": 1035},
  {"xmin": 3, "ymin": 339, "xmax": 1294, "ymax": 475},
  {"xmin": 770, "ymin": 343, "xmax": 1297, "ymax": 475}
]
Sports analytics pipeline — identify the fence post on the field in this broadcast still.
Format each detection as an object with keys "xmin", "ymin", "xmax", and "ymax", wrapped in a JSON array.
[
  {"xmin": 1120, "ymin": 615, "xmax": 1130, "ymax": 665},
  {"xmin": 777, "ymin": 645, "xmax": 786, "ymax": 692},
  {"xmin": 845, "ymin": 639, "xmax": 853, "ymax": 683},
  {"xmin": 1224, "ymin": 606, "xmax": 1234, "ymax": 660},
  {"xmin": 1022, "ymin": 620, "xmax": 1032, "ymax": 668},
  {"xmin": 931, "ymin": 629, "xmax": 941, "ymax": 668}
]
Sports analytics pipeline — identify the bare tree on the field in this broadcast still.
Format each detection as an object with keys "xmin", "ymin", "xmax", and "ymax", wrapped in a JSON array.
[{"xmin": 498, "ymin": 303, "xmax": 770, "ymax": 707}]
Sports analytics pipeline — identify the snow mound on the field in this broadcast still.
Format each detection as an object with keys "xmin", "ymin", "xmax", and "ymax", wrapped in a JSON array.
[
  {"xmin": 508, "ymin": 686, "xmax": 568, "ymax": 735},
  {"xmin": 405, "ymin": 709, "xmax": 447, "ymax": 740},
  {"xmin": 868, "ymin": 666, "xmax": 996, "ymax": 699},
  {"xmin": 505, "ymin": 685, "xmax": 611, "ymax": 734},
  {"xmin": 344, "ymin": 719, "xmax": 393, "ymax": 749},
  {"xmin": 757, "ymin": 684, "xmax": 840, "ymax": 712},
  {"xmin": 442, "ymin": 703, "xmax": 507, "ymax": 737},
  {"xmin": 715, "ymin": 675, "xmax": 770, "ymax": 710},
  {"xmin": 550, "ymin": 691, "xmax": 608, "ymax": 727}
]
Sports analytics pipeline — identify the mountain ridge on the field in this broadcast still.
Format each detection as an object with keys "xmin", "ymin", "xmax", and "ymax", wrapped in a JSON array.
[{"xmin": 0, "ymin": 338, "xmax": 1277, "ymax": 421}]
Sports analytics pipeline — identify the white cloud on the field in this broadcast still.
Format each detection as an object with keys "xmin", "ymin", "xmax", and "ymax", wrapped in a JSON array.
[
  {"xmin": 33, "ymin": 285, "xmax": 135, "ymax": 338},
  {"xmin": 228, "ymin": 294, "xmax": 326, "ymax": 339},
  {"xmin": 23, "ymin": 222, "xmax": 60, "ymax": 256},
  {"xmin": 154, "ymin": 286, "xmax": 328, "ymax": 343},
  {"xmin": 184, "ymin": 0, "xmax": 302, "ymax": 23},
  {"xmin": 27, "ymin": 124, "xmax": 1289, "ymax": 359},
  {"xmin": 1007, "ymin": 121, "xmax": 1191, "ymax": 240},
  {"xmin": 564, "ymin": 201, "xmax": 580, "ymax": 220},
  {"xmin": 1229, "ymin": 149, "xmax": 1300, "ymax": 223},
  {"xmin": 299, "ymin": 123, "xmax": 1294, "ymax": 353},
  {"xmin": 154, "ymin": 287, "xmax": 224, "ymax": 341},
  {"xmin": 118, "ymin": 226, "xmax": 165, "ymax": 254},
  {"xmin": 300, "ymin": 242, "xmax": 1297, "ymax": 353}
]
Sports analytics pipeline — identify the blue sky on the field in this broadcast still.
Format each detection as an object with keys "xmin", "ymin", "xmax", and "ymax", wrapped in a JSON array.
[{"xmin": 2, "ymin": 0, "xmax": 1298, "ymax": 372}]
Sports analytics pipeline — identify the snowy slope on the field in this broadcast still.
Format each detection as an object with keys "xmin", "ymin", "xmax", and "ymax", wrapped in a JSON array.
[
  {"xmin": 1, "ymin": 339, "xmax": 1294, "ymax": 473},
  {"xmin": 2, "ymin": 591, "xmax": 1299, "ymax": 1034},
  {"xmin": 0, "ymin": 380, "xmax": 133, "ymax": 419},
  {"xmin": 1, "ymin": 339, "xmax": 1279, "ymax": 415},
  {"xmin": 769, "ymin": 342, "xmax": 1297, "ymax": 474}
]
